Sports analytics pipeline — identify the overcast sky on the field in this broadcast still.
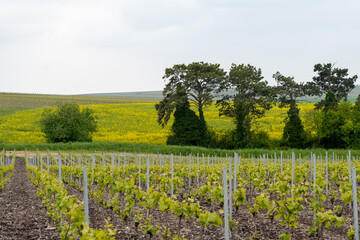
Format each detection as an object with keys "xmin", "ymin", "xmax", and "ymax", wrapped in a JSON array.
[{"xmin": 1, "ymin": 0, "xmax": 359, "ymax": 94}]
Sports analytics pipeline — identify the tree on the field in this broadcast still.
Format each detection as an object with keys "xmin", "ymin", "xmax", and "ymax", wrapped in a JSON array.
[
  {"xmin": 155, "ymin": 62, "xmax": 226, "ymax": 146},
  {"xmin": 318, "ymin": 103, "xmax": 351, "ymax": 149},
  {"xmin": 39, "ymin": 103, "xmax": 97, "ymax": 143},
  {"xmin": 273, "ymin": 72, "xmax": 306, "ymax": 107},
  {"xmin": 166, "ymin": 84, "xmax": 205, "ymax": 146},
  {"xmin": 155, "ymin": 62, "xmax": 226, "ymax": 127},
  {"xmin": 307, "ymin": 63, "xmax": 358, "ymax": 111},
  {"xmin": 217, "ymin": 63, "xmax": 273, "ymax": 148},
  {"xmin": 304, "ymin": 63, "xmax": 358, "ymax": 148},
  {"xmin": 282, "ymin": 101, "xmax": 306, "ymax": 148},
  {"xmin": 352, "ymin": 95, "xmax": 360, "ymax": 147},
  {"xmin": 342, "ymin": 95, "xmax": 360, "ymax": 148},
  {"xmin": 273, "ymin": 72, "xmax": 306, "ymax": 148}
]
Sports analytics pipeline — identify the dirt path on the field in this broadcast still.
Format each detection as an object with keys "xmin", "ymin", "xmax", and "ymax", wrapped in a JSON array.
[{"xmin": 0, "ymin": 158, "xmax": 59, "ymax": 239}]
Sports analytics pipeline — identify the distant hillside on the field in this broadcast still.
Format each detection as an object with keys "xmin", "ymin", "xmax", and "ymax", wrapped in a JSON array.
[
  {"xmin": 78, "ymin": 85, "xmax": 360, "ymax": 103},
  {"xmin": 2, "ymin": 85, "xmax": 359, "ymax": 110},
  {"xmin": 349, "ymin": 85, "xmax": 360, "ymax": 96},
  {"xmin": 77, "ymin": 91, "xmax": 163, "ymax": 99},
  {"xmin": 298, "ymin": 85, "xmax": 360, "ymax": 103},
  {"xmin": 0, "ymin": 92, "xmax": 159, "ymax": 110}
]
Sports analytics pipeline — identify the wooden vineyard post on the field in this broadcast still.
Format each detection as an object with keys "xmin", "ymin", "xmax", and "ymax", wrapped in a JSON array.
[
  {"xmin": 171, "ymin": 154, "xmax": 174, "ymax": 199},
  {"xmin": 348, "ymin": 151, "xmax": 352, "ymax": 185},
  {"xmin": 47, "ymin": 153, "xmax": 50, "ymax": 172},
  {"xmin": 202, "ymin": 153, "xmax": 205, "ymax": 182},
  {"xmin": 352, "ymin": 166, "xmax": 359, "ymax": 240},
  {"xmin": 310, "ymin": 152, "xmax": 313, "ymax": 182},
  {"xmin": 234, "ymin": 153, "xmax": 238, "ymax": 193},
  {"xmin": 280, "ymin": 151, "xmax": 283, "ymax": 173},
  {"xmin": 58, "ymin": 156, "xmax": 62, "ymax": 186},
  {"xmin": 118, "ymin": 153, "xmax": 121, "ymax": 170},
  {"xmin": 138, "ymin": 154, "xmax": 141, "ymax": 188},
  {"xmin": 92, "ymin": 154, "xmax": 95, "ymax": 185},
  {"xmin": 326, "ymin": 151, "xmax": 328, "ymax": 197},
  {"xmin": 228, "ymin": 157, "xmax": 232, "ymax": 221},
  {"xmin": 79, "ymin": 154, "xmax": 82, "ymax": 187},
  {"xmin": 223, "ymin": 166, "xmax": 230, "ymax": 240},
  {"xmin": 111, "ymin": 153, "xmax": 115, "ymax": 169},
  {"xmin": 188, "ymin": 154, "xmax": 191, "ymax": 189},
  {"xmin": 274, "ymin": 152, "xmax": 277, "ymax": 184},
  {"xmin": 348, "ymin": 151, "xmax": 352, "ymax": 209},
  {"xmin": 159, "ymin": 154, "xmax": 162, "ymax": 174},
  {"xmin": 146, "ymin": 156, "xmax": 149, "ymax": 190},
  {"xmin": 197, "ymin": 153, "xmax": 199, "ymax": 188},
  {"xmin": 83, "ymin": 165, "xmax": 90, "ymax": 225},
  {"xmin": 58, "ymin": 155, "xmax": 63, "ymax": 227},
  {"xmin": 147, "ymin": 156, "xmax": 150, "ymax": 218},
  {"xmin": 313, "ymin": 153, "xmax": 316, "ymax": 221},
  {"xmin": 291, "ymin": 152, "xmax": 295, "ymax": 199},
  {"xmin": 40, "ymin": 155, "xmax": 43, "ymax": 171},
  {"xmin": 70, "ymin": 155, "xmax": 73, "ymax": 183}
]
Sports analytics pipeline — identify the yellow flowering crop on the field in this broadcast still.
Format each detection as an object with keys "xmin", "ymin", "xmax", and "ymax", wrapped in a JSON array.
[{"xmin": 0, "ymin": 102, "xmax": 315, "ymax": 144}]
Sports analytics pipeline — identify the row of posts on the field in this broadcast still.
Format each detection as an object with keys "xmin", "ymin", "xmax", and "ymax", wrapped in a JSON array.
[{"xmin": 25, "ymin": 150, "xmax": 360, "ymax": 240}]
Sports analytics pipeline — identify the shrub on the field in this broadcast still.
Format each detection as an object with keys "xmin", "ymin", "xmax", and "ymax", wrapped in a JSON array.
[
  {"xmin": 207, "ymin": 128, "xmax": 235, "ymax": 149},
  {"xmin": 39, "ymin": 103, "xmax": 97, "ymax": 143},
  {"xmin": 250, "ymin": 130, "xmax": 272, "ymax": 149}
]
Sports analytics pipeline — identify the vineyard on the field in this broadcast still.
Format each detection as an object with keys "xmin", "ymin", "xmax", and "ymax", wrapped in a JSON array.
[{"xmin": 1, "ymin": 150, "xmax": 360, "ymax": 239}]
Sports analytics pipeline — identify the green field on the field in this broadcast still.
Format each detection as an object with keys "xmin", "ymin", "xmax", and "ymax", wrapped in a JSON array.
[
  {"xmin": 0, "ymin": 92, "xmax": 316, "ymax": 146},
  {"xmin": 0, "ymin": 92, "xmax": 159, "ymax": 109},
  {"xmin": 0, "ymin": 91, "xmax": 355, "ymax": 150}
]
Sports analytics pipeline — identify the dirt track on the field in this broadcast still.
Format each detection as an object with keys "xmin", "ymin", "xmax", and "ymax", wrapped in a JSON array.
[{"xmin": 0, "ymin": 158, "xmax": 59, "ymax": 239}]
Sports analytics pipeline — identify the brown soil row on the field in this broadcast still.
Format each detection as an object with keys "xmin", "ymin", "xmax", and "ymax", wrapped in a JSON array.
[{"xmin": 0, "ymin": 158, "xmax": 59, "ymax": 239}]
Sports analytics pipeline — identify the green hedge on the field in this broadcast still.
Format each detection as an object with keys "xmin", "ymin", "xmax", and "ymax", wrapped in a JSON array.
[{"xmin": 1, "ymin": 141, "xmax": 359, "ymax": 158}]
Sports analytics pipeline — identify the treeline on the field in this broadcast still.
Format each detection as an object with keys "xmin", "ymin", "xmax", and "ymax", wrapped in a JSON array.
[{"xmin": 155, "ymin": 62, "xmax": 359, "ymax": 149}]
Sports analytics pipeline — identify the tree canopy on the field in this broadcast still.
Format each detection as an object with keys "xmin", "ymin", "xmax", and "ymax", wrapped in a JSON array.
[
  {"xmin": 273, "ymin": 72, "xmax": 307, "ymax": 148},
  {"xmin": 166, "ymin": 84, "xmax": 205, "ymax": 146},
  {"xmin": 155, "ymin": 61, "xmax": 359, "ymax": 149},
  {"xmin": 217, "ymin": 63, "xmax": 274, "ymax": 147},
  {"xmin": 39, "ymin": 103, "xmax": 97, "ymax": 143},
  {"xmin": 282, "ymin": 101, "xmax": 306, "ymax": 148},
  {"xmin": 155, "ymin": 62, "xmax": 226, "ymax": 127},
  {"xmin": 307, "ymin": 63, "xmax": 358, "ymax": 110},
  {"xmin": 273, "ymin": 71, "xmax": 305, "ymax": 107}
]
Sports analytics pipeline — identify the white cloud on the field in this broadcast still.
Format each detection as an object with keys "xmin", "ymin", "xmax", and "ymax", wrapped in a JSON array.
[{"xmin": 0, "ymin": 0, "xmax": 359, "ymax": 94}]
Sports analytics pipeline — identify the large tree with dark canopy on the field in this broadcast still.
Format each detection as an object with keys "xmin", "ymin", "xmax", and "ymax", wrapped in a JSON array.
[
  {"xmin": 307, "ymin": 63, "xmax": 358, "ymax": 111},
  {"xmin": 166, "ymin": 84, "xmax": 205, "ymax": 146},
  {"xmin": 155, "ymin": 62, "xmax": 226, "ymax": 146},
  {"xmin": 217, "ymin": 63, "xmax": 274, "ymax": 148},
  {"xmin": 273, "ymin": 72, "xmax": 306, "ymax": 148},
  {"xmin": 156, "ymin": 62, "xmax": 226, "ymax": 126}
]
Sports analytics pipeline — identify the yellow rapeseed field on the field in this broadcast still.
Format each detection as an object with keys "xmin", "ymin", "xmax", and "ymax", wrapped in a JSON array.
[{"xmin": 0, "ymin": 102, "xmax": 315, "ymax": 144}]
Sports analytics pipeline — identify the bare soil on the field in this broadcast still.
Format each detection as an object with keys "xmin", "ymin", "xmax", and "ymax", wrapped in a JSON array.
[{"xmin": 0, "ymin": 158, "xmax": 59, "ymax": 239}]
